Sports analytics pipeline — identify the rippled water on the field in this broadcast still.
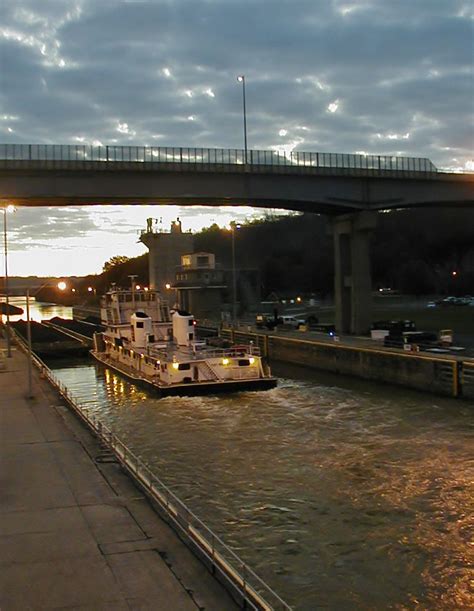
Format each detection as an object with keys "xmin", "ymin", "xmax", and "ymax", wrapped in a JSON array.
[{"xmin": 49, "ymin": 359, "xmax": 474, "ymax": 610}]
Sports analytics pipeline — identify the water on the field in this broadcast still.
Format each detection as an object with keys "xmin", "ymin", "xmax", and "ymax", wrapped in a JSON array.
[
  {"xmin": 1, "ymin": 296, "xmax": 72, "ymax": 323},
  {"xmin": 48, "ymin": 358, "xmax": 473, "ymax": 610}
]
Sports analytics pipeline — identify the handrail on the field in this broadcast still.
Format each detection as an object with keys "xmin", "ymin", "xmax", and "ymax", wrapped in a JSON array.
[
  {"xmin": 21, "ymin": 342, "xmax": 291, "ymax": 611},
  {"xmin": 149, "ymin": 345, "xmax": 262, "ymax": 360},
  {"xmin": 0, "ymin": 142, "xmax": 438, "ymax": 174}
]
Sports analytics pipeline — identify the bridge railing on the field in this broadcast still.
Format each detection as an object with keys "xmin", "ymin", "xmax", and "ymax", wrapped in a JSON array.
[{"xmin": 0, "ymin": 143, "xmax": 438, "ymax": 173}]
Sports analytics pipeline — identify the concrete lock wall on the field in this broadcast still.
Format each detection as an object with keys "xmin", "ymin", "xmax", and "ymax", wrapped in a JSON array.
[
  {"xmin": 223, "ymin": 329, "xmax": 465, "ymax": 399},
  {"xmin": 462, "ymin": 362, "xmax": 474, "ymax": 400},
  {"xmin": 267, "ymin": 336, "xmax": 457, "ymax": 397}
]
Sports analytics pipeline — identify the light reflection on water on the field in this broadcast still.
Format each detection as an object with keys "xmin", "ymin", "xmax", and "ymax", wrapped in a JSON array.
[
  {"xmin": 0, "ymin": 296, "xmax": 72, "ymax": 323},
  {"xmin": 49, "ymin": 359, "xmax": 474, "ymax": 610}
]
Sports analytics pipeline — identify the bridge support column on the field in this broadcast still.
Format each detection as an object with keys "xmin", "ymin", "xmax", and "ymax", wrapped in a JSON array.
[{"xmin": 332, "ymin": 211, "xmax": 377, "ymax": 335}]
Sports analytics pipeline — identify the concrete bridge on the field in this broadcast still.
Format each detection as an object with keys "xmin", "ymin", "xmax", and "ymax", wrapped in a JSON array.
[
  {"xmin": 2, "ymin": 143, "xmax": 473, "ymax": 334},
  {"xmin": 1, "ymin": 143, "xmax": 473, "ymax": 213}
]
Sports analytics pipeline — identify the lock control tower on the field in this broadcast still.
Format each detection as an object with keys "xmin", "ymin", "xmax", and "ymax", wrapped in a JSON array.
[{"xmin": 139, "ymin": 218, "xmax": 194, "ymax": 295}]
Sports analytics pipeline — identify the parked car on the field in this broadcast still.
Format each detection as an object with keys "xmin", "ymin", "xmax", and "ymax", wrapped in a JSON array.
[
  {"xmin": 278, "ymin": 315, "xmax": 305, "ymax": 329},
  {"xmin": 255, "ymin": 314, "xmax": 279, "ymax": 330},
  {"xmin": 437, "ymin": 296, "xmax": 473, "ymax": 306}
]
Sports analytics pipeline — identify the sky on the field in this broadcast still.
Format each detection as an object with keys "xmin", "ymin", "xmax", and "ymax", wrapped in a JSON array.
[{"xmin": 1, "ymin": 0, "xmax": 473, "ymax": 277}]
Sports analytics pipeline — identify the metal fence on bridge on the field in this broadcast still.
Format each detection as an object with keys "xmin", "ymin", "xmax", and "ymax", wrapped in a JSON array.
[{"xmin": 0, "ymin": 143, "xmax": 438, "ymax": 174}]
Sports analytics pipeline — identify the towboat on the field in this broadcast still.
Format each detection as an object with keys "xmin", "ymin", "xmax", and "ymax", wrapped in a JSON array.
[{"xmin": 91, "ymin": 287, "xmax": 277, "ymax": 396}]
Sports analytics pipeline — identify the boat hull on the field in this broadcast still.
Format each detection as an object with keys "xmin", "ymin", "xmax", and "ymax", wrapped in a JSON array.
[{"xmin": 91, "ymin": 351, "xmax": 277, "ymax": 396}]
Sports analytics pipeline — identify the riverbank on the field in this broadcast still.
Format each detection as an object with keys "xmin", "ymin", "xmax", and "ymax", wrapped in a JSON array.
[{"xmin": 0, "ymin": 338, "xmax": 238, "ymax": 610}]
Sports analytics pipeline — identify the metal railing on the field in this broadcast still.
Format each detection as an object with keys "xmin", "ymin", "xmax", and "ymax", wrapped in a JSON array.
[
  {"xmin": 20, "ymin": 342, "xmax": 291, "ymax": 611},
  {"xmin": 0, "ymin": 142, "xmax": 438, "ymax": 174},
  {"xmin": 148, "ymin": 344, "xmax": 262, "ymax": 362}
]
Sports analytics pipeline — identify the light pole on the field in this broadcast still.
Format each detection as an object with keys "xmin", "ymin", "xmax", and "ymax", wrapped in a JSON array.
[
  {"xmin": 26, "ymin": 288, "xmax": 32, "ymax": 397},
  {"xmin": 230, "ymin": 222, "xmax": 241, "ymax": 325},
  {"xmin": 2, "ymin": 204, "xmax": 15, "ymax": 357},
  {"xmin": 237, "ymin": 75, "xmax": 248, "ymax": 164}
]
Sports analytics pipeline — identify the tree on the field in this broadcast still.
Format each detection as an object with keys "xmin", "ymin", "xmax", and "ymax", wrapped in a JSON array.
[{"xmin": 102, "ymin": 255, "xmax": 131, "ymax": 273}]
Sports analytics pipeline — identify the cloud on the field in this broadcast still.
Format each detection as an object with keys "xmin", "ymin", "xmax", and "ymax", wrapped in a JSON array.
[{"xmin": 0, "ymin": 0, "xmax": 472, "ymax": 274}]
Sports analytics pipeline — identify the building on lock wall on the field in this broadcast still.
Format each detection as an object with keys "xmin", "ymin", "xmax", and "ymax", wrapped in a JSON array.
[{"xmin": 172, "ymin": 252, "xmax": 227, "ymax": 320}]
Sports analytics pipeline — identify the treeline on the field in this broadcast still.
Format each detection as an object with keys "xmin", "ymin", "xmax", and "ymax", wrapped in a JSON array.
[{"xmin": 74, "ymin": 208, "xmax": 474, "ymax": 300}]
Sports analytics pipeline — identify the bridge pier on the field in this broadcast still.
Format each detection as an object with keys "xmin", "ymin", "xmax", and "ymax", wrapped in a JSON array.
[{"xmin": 332, "ymin": 211, "xmax": 377, "ymax": 335}]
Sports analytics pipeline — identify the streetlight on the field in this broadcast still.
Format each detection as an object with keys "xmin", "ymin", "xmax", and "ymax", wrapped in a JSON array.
[
  {"xmin": 2, "ymin": 204, "xmax": 15, "ymax": 358},
  {"xmin": 230, "ymin": 222, "xmax": 241, "ymax": 325},
  {"xmin": 237, "ymin": 75, "xmax": 248, "ymax": 164}
]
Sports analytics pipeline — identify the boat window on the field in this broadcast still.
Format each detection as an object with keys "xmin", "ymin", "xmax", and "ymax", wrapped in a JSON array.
[
  {"xmin": 238, "ymin": 359, "xmax": 250, "ymax": 366},
  {"xmin": 178, "ymin": 363, "xmax": 191, "ymax": 371},
  {"xmin": 188, "ymin": 320, "xmax": 194, "ymax": 326},
  {"xmin": 136, "ymin": 321, "xmax": 144, "ymax": 328},
  {"xmin": 188, "ymin": 333, "xmax": 194, "ymax": 340}
]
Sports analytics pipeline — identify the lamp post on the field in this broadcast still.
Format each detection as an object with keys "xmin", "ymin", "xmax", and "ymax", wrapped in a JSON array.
[
  {"xmin": 26, "ymin": 288, "xmax": 32, "ymax": 397},
  {"xmin": 2, "ymin": 204, "xmax": 15, "ymax": 357},
  {"xmin": 237, "ymin": 75, "xmax": 248, "ymax": 164},
  {"xmin": 230, "ymin": 222, "xmax": 241, "ymax": 325}
]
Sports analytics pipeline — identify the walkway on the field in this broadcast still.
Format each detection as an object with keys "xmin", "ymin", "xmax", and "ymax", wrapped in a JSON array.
[{"xmin": 0, "ymin": 339, "xmax": 238, "ymax": 610}]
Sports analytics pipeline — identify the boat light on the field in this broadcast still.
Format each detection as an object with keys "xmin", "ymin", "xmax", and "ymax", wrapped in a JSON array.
[
  {"xmin": 172, "ymin": 362, "xmax": 180, "ymax": 370},
  {"xmin": 249, "ymin": 357, "xmax": 255, "ymax": 364},
  {"xmin": 222, "ymin": 358, "xmax": 230, "ymax": 365}
]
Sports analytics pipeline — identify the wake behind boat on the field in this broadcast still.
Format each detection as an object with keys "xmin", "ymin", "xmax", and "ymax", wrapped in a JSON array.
[{"xmin": 91, "ymin": 287, "xmax": 277, "ymax": 396}]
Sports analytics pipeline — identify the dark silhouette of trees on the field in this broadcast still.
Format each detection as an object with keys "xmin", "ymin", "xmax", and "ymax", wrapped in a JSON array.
[{"xmin": 80, "ymin": 208, "xmax": 474, "ymax": 299}]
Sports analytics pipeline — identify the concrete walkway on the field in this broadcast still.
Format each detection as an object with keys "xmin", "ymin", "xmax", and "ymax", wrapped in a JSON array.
[{"xmin": 0, "ymin": 339, "xmax": 238, "ymax": 610}]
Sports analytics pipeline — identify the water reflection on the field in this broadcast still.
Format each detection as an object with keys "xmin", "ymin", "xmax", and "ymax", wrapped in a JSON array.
[
  {"xmin": 0, "ymin": 296, "xmax": 72, "ymax": 323},
  {"xmin": 48, "ymin": 359, "xmax": 474, "ymax": 610}
]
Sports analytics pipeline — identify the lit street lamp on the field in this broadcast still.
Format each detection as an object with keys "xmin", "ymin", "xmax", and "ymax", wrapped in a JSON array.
[
  {"xmin": 2, "ymin": 204, "xmax": 15, "ymax": 358},
  {"xmin": 237, "ymin": 75, "xmax": 248, "ymax": 164}
]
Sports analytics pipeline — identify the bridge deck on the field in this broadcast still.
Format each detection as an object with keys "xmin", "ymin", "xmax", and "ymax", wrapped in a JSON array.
[{"xmin": 1, "ymin": 144, "xmax": 472, "ymax": 212}]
